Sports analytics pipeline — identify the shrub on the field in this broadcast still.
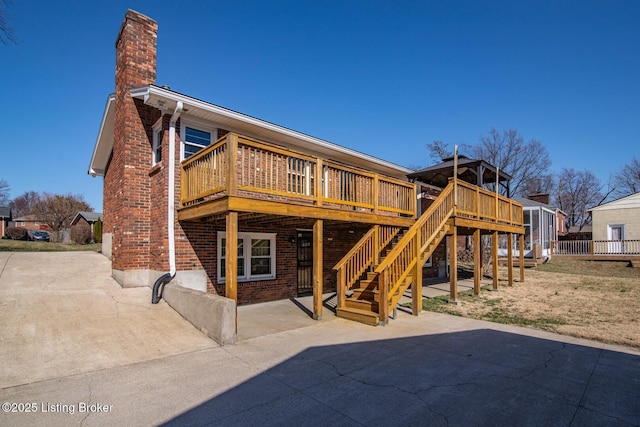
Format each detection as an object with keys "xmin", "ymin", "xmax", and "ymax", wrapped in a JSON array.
[
  {"xmin": 70, "ymin": 222, "xmax": 92, "ymax": 245},
  {"xmin": 93, "ymin": 218, "xmax": 103, "ymax": 243},
  {"xmin": 5, "ymin": 227, "xmax": 30, "ymax": 240}
]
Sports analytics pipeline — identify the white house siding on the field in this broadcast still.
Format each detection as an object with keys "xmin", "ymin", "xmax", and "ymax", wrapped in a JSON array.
[{"xmin": 590, "ymin": 193, "xmax": 640, "ymax": 241}]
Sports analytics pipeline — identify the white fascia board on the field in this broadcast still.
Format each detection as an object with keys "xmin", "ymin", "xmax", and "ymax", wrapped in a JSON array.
[
  {"xmin": 88, "ymin": 93, "xmax": 116, "ymax": 177},
  {"xmin": 588, "ymin": 192, "xmax": 640, "ymax": 212},
  {"xmin": 131, "ymin": 85, "xmax": 413, "ymax": 177}
]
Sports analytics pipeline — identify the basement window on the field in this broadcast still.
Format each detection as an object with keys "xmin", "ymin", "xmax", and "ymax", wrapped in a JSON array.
[{"xmin": 217, "ymin": 232, "xmax": 276, "ymax": 283}]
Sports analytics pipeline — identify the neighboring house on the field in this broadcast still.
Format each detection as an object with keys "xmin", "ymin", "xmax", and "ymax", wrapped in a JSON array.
[
  {"xmin": 0, "ymin": 207, "xmax": 11, "ymax": 237},
  {"xmin": 511, "ymin": 194, "xmax": 564, "ymax": 261},
  {"xmin": 563, "ymin": 224, "xmax": 593, "ymax": 241},
  {"xmin": 588, "ymin": 192, "xmax": 640, "ymax": 254},
  {"xmin": 10, "ymin": 215, "xmax": 51, "ymax": 231},
  {"xmin": 89, "ymin": 10, "xmax": 525, "ymax": 336},
  {"xmin": 71, "ymin": 211, "xmax": 103, "ymax": 238}
]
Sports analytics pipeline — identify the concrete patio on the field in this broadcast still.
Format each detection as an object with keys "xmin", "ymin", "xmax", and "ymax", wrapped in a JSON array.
[{"xmin": 1, "ymin": 251, "xmax": 638, "ymax": 426}]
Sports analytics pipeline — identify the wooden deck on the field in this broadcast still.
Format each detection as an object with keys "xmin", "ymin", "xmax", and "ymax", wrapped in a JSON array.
[
  {"xmin": 176, "ymin": 133, "xmax": 526, "ymax": 327},
  {"xmin": 178, "ymin": 133, "xmax": 416, "ymax": 227},
  {"xmin": 334, "ymin": 180, "xmax": 525, "ymax": 325}
]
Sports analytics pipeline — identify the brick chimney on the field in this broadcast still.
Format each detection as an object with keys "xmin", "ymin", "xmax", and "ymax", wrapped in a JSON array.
[
  {"xmin": 104, "ymin": 10, "xmax": 160, "ymax": 287},
  {"xmin": 527, "ymin": 193, "xmax": 550, "ymax": 205}
]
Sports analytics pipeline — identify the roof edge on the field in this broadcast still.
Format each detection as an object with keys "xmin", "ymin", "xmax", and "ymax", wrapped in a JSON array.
[
  {"xmin": 133, "ymin": 85, "xmax": 413, "ymax": 176},
  {"xmin": 88, "ymin": 94, "xmax": 116, "ymax": 177}
]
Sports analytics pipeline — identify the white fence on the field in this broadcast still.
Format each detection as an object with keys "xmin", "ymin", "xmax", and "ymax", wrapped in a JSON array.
[{"xmin": 552, "ymin": 240, "xmax": 640, "ymax": 256}]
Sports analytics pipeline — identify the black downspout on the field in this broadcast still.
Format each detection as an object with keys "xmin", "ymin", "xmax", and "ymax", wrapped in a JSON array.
[{"xmin": 151, "ymin": 273, "xmax": 174, "ymax": 304}]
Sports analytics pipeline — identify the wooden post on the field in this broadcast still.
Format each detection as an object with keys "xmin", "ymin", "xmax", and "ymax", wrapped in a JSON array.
[
  {"xmin": 412, "ymin": 233, "xmax": 423, "ymax": 316},
  {"xmin": 315, "ymin": 158, "xmax": 323, "ymax": 207},
  {"xmin": 453, "ymin": 145, "xmax": 458, "ymax": 208},
  {"xmin": 473, "ymin": 228, "xmax": 481, "ymax": 296},
  {"xmin": 225, "ymin": 211, "xmax": 238, "ymax": 332},
  {"xmin": 519, "ymin": 234, "xmax": 525, "ymax": 282},
  {"xmin": 449, "ymin": 230, "xmax": 458, "ymax": 304},
  {"xmin": 507, "ymin": 232, "xmax": 514, "ymax": 286},
  {"xmin": 495, "ymin": 166, "xmax": 499, "ymax": 222},
  {"xmin": 313, "ymin": 219, "xmax": 323, "ymax": 320},
  {"xmin": 227, "ymin": 133, "xmax": 238, "ymax": 197},
  {"xmin": 379, "ymin": 271, "xmax": 389, "ymax": 325},
  {"xmin": 337, "ymin": 268, "xmax": 345, "ymax": 310},
  {"xmin": 373, "ymin": 174, "xmax": 379, "ymax": 214},
  {"xmin": 492, "ymin": 231, "xmax": 499, "ymax": 290},
  {"xmin": 475, "ymin": 187, "xmax": 480, "ymax": 220},
  {"xmin": 373, "ymin": 225, "xmax": 380, "ymax": 267}
]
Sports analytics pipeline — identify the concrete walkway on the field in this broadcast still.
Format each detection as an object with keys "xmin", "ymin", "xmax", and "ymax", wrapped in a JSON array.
[{"xmin": 1, "ymin": 252, "xmax": 639, "ymax": 426}]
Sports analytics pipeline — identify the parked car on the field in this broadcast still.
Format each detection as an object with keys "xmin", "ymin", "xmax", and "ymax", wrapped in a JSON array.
[{"xmin": 32, "ymin": 231, "xmax": 50, "ymax": 242}]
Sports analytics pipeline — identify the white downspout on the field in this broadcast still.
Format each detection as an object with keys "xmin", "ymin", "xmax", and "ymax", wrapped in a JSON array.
[{"xmin": 168, "ymin": 101, "xmax": 183, "ymax": 277}]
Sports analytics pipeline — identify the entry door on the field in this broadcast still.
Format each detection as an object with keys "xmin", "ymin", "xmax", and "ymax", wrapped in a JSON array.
[
  {"xmin": 297, "ymin": 231, "xmax": 313, "ymax": 296},
  {"xmin": 608, "ymin": 225, "xmax": 625, "ymax": 254}
]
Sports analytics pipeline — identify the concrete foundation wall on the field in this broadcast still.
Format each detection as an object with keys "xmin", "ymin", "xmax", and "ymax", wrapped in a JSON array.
[
  {"xmin": 112, "ymin": 268, "xmax": 157, "ymax": 288},
  {"xmin": 102, "ymin": 233, "xmax": 112, "ymax": 260},
  {"xmin": 163, "ymin": 284, "xmax": 236, "ymax": 346},
  {"xmin": 172, "ymin": 270, "xmax": 208, "ymax": 292}
]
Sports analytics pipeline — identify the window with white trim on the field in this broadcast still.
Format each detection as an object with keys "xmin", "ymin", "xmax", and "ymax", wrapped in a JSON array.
[
  {"xmin": 217, "ymin": 232, "xmax": 276, "ymax": 282},
  {"xmin": 181, "ymin": 121, "xmax": 216, "ymax": 160},
  {"xmin": 152, "ymin": 120, "xmax": 163, "ymax": 165}
]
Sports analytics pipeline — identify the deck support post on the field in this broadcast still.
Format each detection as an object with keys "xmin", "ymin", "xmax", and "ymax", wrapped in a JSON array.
[
  {"xmin": 519, "ymin": 234, "xmax": 525, "ymax": 282},
  {"xmin": 507, "ymin": 232, "xmax": 514, "ymax": 286},
  {"xmin": 379, "ymin": 272, "xmax": 389, "ymax": 325},
  {"xmin": 312, "ymin": 219, "xmax": 323, "ymax": 320},
  {"xmin": 412, "ymin": 233, "xmax": 423, "ymax": 316},
  {"xmin": 225, "ymin": 211, "xmax": 238, "ymax": 332},
  {"xmin": 473, "ymin": 228, "xmax": 481, "ymax": 296},
  {"xmin": 492, "ymin": 231, "xmax": 499, "ymax": 290},
  {"xmin": 449, "ymin": 229, "xmax": 458, "ymax": 304}
]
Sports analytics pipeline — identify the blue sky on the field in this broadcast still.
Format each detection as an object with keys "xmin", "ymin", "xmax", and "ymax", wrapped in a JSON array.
[{"xmin": 1, "ymin": 1, "xmax": 639, "ymax": 211}]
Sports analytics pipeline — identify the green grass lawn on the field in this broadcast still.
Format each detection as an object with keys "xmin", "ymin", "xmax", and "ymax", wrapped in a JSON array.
[{"xmin": 0, "ymin": 239, "xmax": 101, "ymax": 252}]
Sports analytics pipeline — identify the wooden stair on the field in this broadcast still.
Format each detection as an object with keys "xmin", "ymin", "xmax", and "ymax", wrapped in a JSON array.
[
  {"xmin": 338, "ymin": 272, "xmax": 415, "ymax": 326},
  {"xmin": 334, "ymin": 183, "xmax": 456, "ymax": 326}
]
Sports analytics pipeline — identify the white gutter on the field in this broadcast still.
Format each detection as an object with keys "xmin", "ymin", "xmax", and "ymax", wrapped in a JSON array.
[{"xmin": 168, "ymin": 101, "xmax": 183, "ymax": 276}]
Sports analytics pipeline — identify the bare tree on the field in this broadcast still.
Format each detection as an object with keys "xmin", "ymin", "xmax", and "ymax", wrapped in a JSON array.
[
  {"xmin": 30, "ymin": 193, "xmax": 92, "ymax": 231},
  {"xmin": 9, "ymin": 191, "xmax": 41, "ymax": 217},
  {"xmin": 612, "ymin": 157, "xmax": 640, "ymax": 198},
  {"xmin": 426, "ymin": 129, "xmax": 552, "ymax": 196},
  {"xmin": 0, "ymin": 0, "xmax": 16, "ymax": 45},
  {"xmin": 425, "ymin": 140, "xmax": 454, "ymax": 162},
  {"xmin": 0, "ymin": 179, "xmax": 10, "ymax": 205},
  {"xmin": 405, "ymin": 163, "xmax": 425, "ymax": 172},
  {"xmin": 555, "ymin": 168, "xmax": 613, "ymax": 230},
  {"xmin": 471, "ymin": 128, "xmax": 552, "ymax": 197}
]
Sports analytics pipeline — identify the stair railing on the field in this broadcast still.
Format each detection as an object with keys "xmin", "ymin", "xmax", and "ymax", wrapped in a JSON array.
[
  {"xmin": 333, "ymin": 225, "xmax": 402, "ymax": 310},
  {"xmin": 375, "ymin": 183, "xmax": 455, "ymax": 323}
]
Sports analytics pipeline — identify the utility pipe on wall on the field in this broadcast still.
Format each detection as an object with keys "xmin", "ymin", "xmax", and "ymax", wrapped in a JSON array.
[{"xmin": 152, "ymin": 101, "xmax": 183, "ymax": 304}]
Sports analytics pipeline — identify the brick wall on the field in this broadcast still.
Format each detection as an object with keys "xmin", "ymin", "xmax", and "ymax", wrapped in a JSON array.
[
  {"xmin": 106, "ymin": 10, "xmax": 158, "ymax": 274},
  {"xmin": 178, "ymin": 220, "xmax": 370, "ymax": 305}
]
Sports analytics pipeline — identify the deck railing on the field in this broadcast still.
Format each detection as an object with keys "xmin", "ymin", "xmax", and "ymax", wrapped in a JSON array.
[
  {"xmin": 455, "ymin": 179, "xmax": 523, "ymax": 225},
  {"xmin": 373, "ymin": 180, "xmax": 524, "ymax": 323},
  {"xmin": 333, "ymin": 225, "xmax": 402, "ymax": 310},
  {"xmin": 376, "ymin": 183, "xmax": 456, "ymax": 322},
  {"xmin": 552, "ymin": 240, "xmax": 640, "ymax": 256},
  {"xmin": 180, "ymin": 133, "xmax": 416, "ymax": 217}
]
